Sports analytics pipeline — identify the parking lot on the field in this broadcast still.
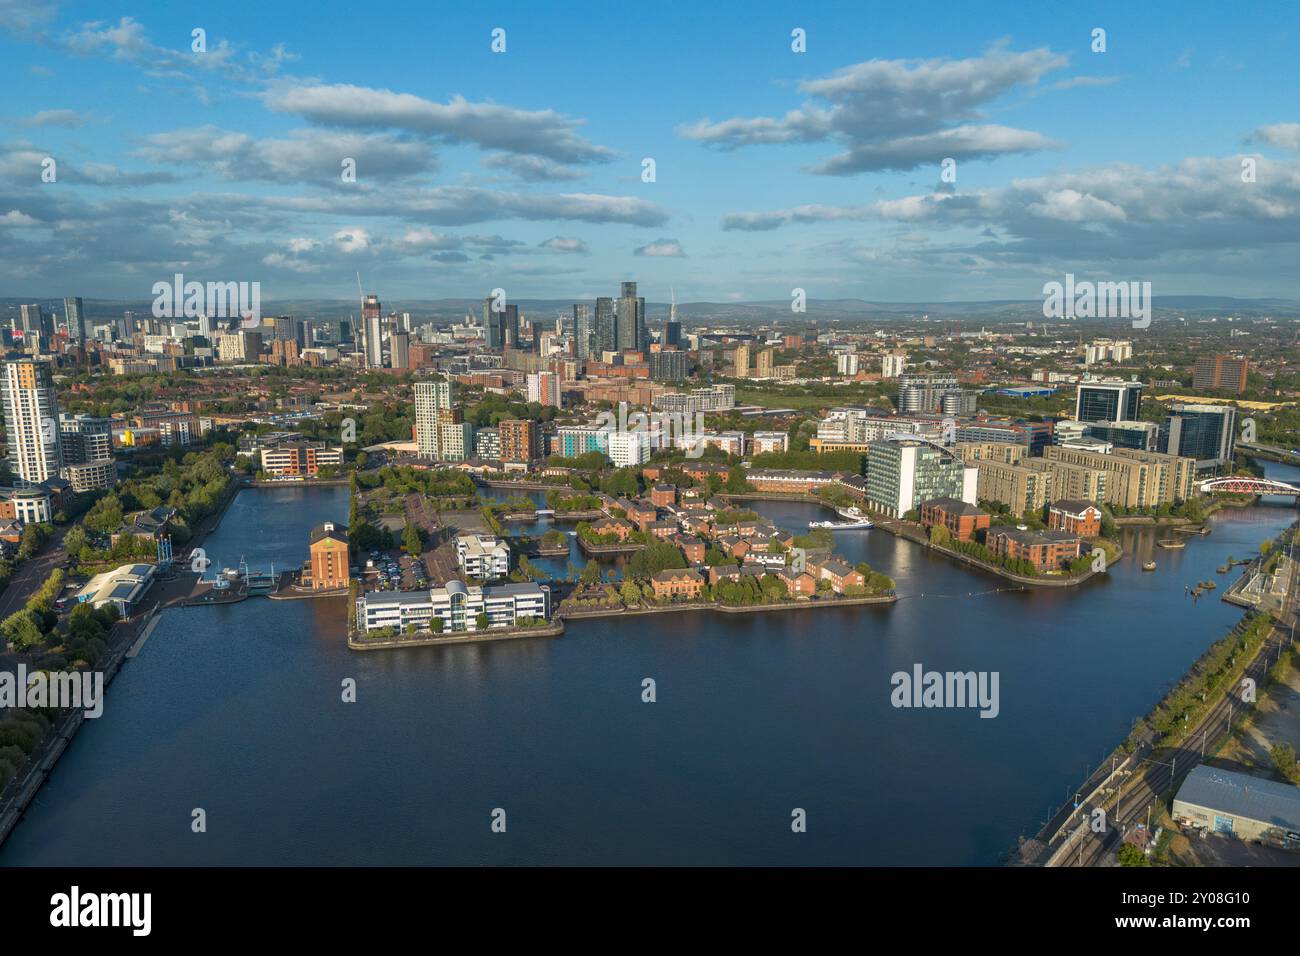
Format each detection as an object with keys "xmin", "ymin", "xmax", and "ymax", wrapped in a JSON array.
[{"xmin": 356, "ymin": 548, "xmax": 430, "ymax": 594}]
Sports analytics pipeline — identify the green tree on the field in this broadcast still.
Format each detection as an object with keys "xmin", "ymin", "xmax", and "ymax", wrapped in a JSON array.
[
  {"xmin": 620, "ymin": 579, "xmax": 642, "ymax": 606},
  {"xmin": 402, "ymin": 521, "xmax": 423, "ymax": 557},
  {"xmin": 580, "ymin": 559, "xmax": 602, "ymax": 586},
  {"xmin": 1117, "ymin": 844, "xmax": 1149, "ymax": 867}
]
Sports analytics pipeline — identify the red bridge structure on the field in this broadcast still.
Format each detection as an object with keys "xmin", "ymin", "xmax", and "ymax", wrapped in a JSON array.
[{"xmin": 1198, "ymin": 475, "xmax": 1300, "ymax": 497}]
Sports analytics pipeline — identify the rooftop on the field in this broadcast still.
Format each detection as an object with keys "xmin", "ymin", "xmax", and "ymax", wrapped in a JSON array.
[{"xmin": 1175, "ymin": 765, "xmax": 1300, "ymax": 832}]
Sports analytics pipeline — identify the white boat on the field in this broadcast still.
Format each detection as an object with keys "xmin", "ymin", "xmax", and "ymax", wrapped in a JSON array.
[{"xmin": 809, "ymin": 517, "xmax": 874, "ymax": 530}]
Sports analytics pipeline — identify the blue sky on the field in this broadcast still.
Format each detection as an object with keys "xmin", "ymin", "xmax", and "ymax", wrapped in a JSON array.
[{"xmin": 1, "ymin": 0, "xmax": 1298, "ymax": 304}]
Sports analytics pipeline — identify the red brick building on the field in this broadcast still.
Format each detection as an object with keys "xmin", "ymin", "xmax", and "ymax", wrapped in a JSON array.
[
  {"xmin": 649, "ymin": 568, "xmax": 705, "ymax": 601},
  {"xmin": 919, "ymin": 497, "xmax": 991, "ymax": 542},
  {"xmin": 675, "ymin": 536, "xmax": 707, "ymax": 564},
  {"xmin": 650, "ymin": 484, "xmax": 677, "ymax": 508},
  {"xmin": 779, "ymin": 568, "xmax": 817, "ymax": 597},
  {"xmin": 809, "ymin": 558, "xmax": 865, "ymax": 593},
  {"xmin": 986, "ymin": 528, "xmax": 1082, "ymax": 572},
  {"xmin": 1048, "ymin": 500, "xmax": 1103, "ymax": 538}
]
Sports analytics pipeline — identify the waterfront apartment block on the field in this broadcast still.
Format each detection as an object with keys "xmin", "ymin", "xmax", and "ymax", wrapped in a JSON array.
[
  {"xmin": 356, "ymin": 581, "xmax": 551, "ymax": 634},
  {"xmin": 456, "ymin": 532, "xmax": 511, "ymax": 581},
  {"xmin": 747, "ymin": 469, "xmax": 841, "ymax": 495},
  {"xmin": 985, "ymin": 528, "xmax": 1082, "ymax": 573},
  {"xmin": 1048, "ymin": 500, "xmax": 1103, "ymax": 538},
  {"xmin": 1021, "ymin": 457, "xmax": 1107, "ymax": 504},
  {"xmin": 919, "ymin": 497, "xmax": 990, "ymax": 541},
  {"xmin": 307, "ymin": 521, "xmax": 350, "ymax": 590},
  {"xmin": 260, "ymin": 441, "xmax": 344, "ymax": 477},
  {"xmin": 866, "ymin": 438, "xmax": 976, "ymax": 519},
  {"xmin": 1043, "ymin": 446, "xmax": 1194, "ymax": 509},
  {"xmin": 649, "ymin": 568, "xmax": 705, "ymax": 600},
  {"xmin": 973, "ymin": 459, "xmax": 1052, "ymax": 516}
]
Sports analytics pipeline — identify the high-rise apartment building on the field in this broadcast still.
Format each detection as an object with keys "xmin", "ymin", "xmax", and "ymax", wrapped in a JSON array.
[
  {"xmin": 615, "ymin": 281, "xmax": 646, "ymax": 353},
  {"xmin": 573, "ymin": 304, "xmax": 593, "ymax": 360},
  {"xmin": 64, "ymin": 297, "xmax": 87, "ymax": 342},
  {"xmin": 526, "ymin": 372, "xmax": 561, "ymax": 408},
  {"xmin": 414, "ymin": 379, "xmax": 455, "ymax": 459},
  {"xmin": 1192, "ymin": 354, "xmax": 1249, "ymax": 393},
  {"xmin": 2, "ymin": 358, "xmax": 63, "ymax": 487},
  {"xmin": 881, "ymin": 352, "xmax": 906, "ymax": 378},
  {"xmin": 498, "ymin": 419, "xmax": 540, "ymax": 464},
  {"xmin": 594, "ymin": 297, "xmax": 616, "ymax": 355},
  {"xmin": 362, "ymin": 295, "xmax": 383, "ymax": 367},
  {"xmin": 390, "ymin": 332, "xmax": 410, "ymax": 370}
]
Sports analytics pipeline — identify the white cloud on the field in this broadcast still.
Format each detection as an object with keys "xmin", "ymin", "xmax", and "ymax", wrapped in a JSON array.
[
  {"xmin": 682, "ymin": 46, "xmax": 1068, "ymax": 174},
  {"xmin": 634, "ymin": 237, "xmax": 685, "ymax": 257},
  {"xmin": 265, "ymin": 83, "xmax": 616, "ymax": 164},
  {"xmin": 1249, "ymin": 123, "xmax": 1300, "ymax": 150}
]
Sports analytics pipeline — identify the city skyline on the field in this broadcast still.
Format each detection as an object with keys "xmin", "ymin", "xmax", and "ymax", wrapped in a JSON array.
[{"xmin": 1, "ymin": 2, "xmax": 1298, "ymax": 303}]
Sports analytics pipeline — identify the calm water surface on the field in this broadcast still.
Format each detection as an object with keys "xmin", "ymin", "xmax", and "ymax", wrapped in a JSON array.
[{"xmin": 3, "ymin": 469, "xmax": 1296, "ymax": 865}]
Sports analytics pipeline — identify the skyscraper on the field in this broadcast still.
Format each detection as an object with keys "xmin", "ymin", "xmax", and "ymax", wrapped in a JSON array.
[
  {"xmin": 390, "ymin": 332, "xmax": 410, "ymax": 370},
  {"xmin": 664, "ymin": 287, "xmax": 681, "ymax": 348},
  {"xmin": 362, "ymin": 295, "xmax": 383, "ymax": 367},
  {"xmin": 19, "ymin": 304, "xmax": 50, "ymax": 349},
  {"xmin": 664, "ymin": 320, "xmax": 681, "ymax": 348},
  {"xmin": 594, "ymin": 297, "xmax": 616, "ymax": 356},
  {"xmin": 503, "ymin": 304, "xmax": 520, "ymax": 348},
  {"xmin": 615, "ymin": 281, "xmax": 645, "ymax": 353},
  {"xmin": 2, "ymin": 358, "xmax": 63, "ymax": 487},
  {"xmin": 483, "ymin": 295, "xmax": 504, "ymax": 349},
  {"xmin": 64, "ymin": 297, "xmax": 86, "ymax": 342},
  {"xmin": 573, "ymin": 304, "xmax": 593, "ymax": 361}
]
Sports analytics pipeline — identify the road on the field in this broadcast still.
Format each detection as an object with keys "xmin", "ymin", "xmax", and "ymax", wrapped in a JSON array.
[{"xmin": 0, "ymin": 526, "xmax": 71, "ymax": 620}]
